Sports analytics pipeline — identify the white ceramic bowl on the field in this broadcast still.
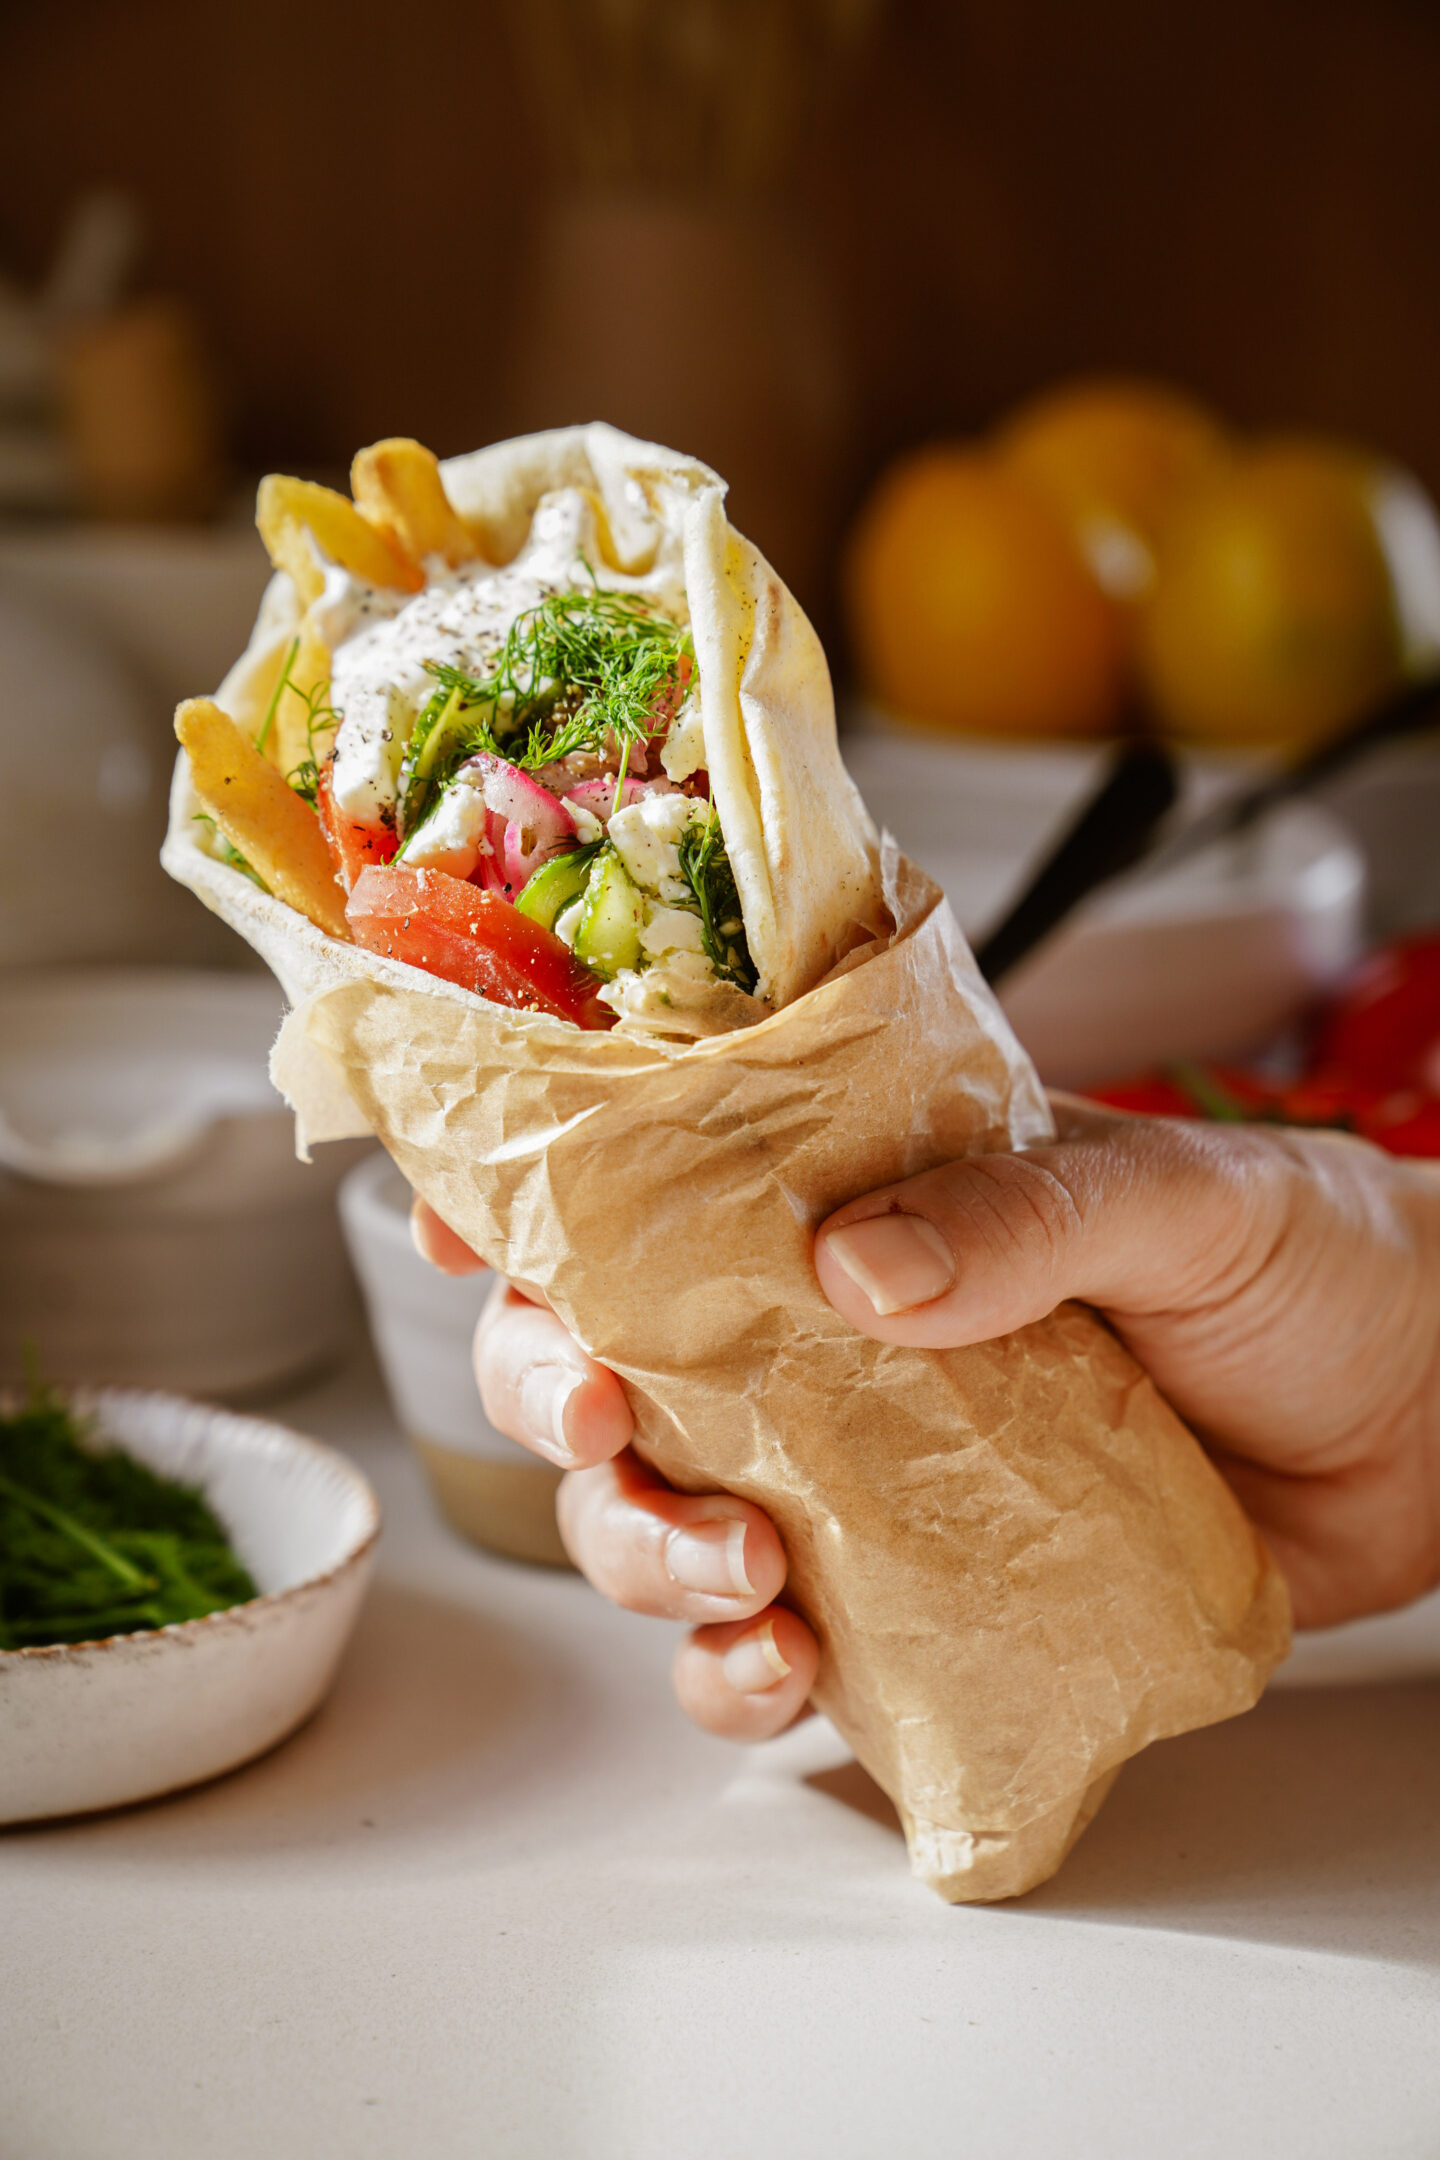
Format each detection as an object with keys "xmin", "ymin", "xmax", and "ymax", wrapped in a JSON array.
[
  {"xmin": 0, "ymin": 1388, "xmax": 379, "ymax": 1824},
  {"xmin": 0, "ymin": 968, "xmax": 368, "ymax": 1397},
  {"xmin": 843, "ymin": 722, "xmax": 1366, "ymax": 1087}
]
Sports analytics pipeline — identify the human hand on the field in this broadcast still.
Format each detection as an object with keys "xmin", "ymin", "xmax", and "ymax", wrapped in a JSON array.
[
  {"xmin": 413, "ymin": 1098, "xmax": 1440, "ymax": 1736},
  {"xmin": 410, "ymin": 1203, "xmax": 819, "ymax": 1741}
]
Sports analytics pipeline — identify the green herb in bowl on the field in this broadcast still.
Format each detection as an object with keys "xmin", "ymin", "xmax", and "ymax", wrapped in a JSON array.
[{"xmin": 0, "ymin": 1389, "xmax": 258, "ymax": 1650}]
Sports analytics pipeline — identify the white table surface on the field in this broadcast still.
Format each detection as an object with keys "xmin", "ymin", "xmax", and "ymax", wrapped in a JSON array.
[{"xmin": 5, "ymin": 1345, "xmax": 1439, "ymax": 2160}]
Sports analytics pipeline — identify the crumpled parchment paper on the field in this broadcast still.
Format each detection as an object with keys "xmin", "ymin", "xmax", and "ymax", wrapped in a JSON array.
[{"xmin": 164, "ymin": 781, "xmax": 1291, "ymax": 1897}]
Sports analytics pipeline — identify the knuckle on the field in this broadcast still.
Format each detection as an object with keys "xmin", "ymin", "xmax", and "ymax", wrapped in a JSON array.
[{"xmin": 936, "ymin": 1154, "xmax": 1082, "ymax": 1281}]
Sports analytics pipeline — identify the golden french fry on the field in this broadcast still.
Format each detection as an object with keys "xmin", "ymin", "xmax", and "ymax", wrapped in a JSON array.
[
  {"xmin": 176, "ymin": 697, "xmax": 349, "ymax": 939},
  {"xmin": 351, "ymin": 437, "xmax": 477, "ymax": 568},
  {"xmin": 257, "ymin": 474, "xmax": 423, "ymax": 608}
]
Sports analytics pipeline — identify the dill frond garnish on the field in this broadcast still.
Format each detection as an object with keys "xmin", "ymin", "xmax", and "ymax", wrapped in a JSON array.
[
  {"xmin": 676, "ymin": 806, "xmax": 757, "ymax": 994},
  {"xmin": 395, "ymin": 570, "xmax": 693, "ymax": 839},
  {"xmin": 255, "ymin": 636, "xmax": 300, "ymax": 757},
  {"xmin": 285, "ymin": 678, "xmax": 341, "ymax": 807},
  {"xmin": 256, "ymin": 641, "xmax": 340, "ymax": 808}
]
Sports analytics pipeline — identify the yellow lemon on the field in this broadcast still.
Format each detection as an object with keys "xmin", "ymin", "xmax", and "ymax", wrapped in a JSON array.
[
  {"xmin": 995, "ymin": 376, "xmax": 1231, "ymax": 607},
  {"xmin": 1139, "ymin": 438, "xmax": 1440, "ymax": 749},
  {"xmin": 843, "ymin": 447, "xmax": 1126, "ymax": 739}
]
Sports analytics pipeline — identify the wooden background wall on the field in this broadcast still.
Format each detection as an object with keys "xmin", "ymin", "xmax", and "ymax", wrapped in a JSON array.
[{"xmin": 3, "ymin": 0, "xmax": 1438, "ymax": 599}]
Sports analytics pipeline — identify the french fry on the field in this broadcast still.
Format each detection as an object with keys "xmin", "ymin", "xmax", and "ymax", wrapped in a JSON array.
[
  {"xmin": 257, "ymin": 474, "xmax": 423, "ymax": 609},
  {"xmin": 351, "ymin": 437, "xmax": 478, "ymax": 569},
  {"xmin": 176, "ymin": 698, "xmax": 349, "ymax": 939}
]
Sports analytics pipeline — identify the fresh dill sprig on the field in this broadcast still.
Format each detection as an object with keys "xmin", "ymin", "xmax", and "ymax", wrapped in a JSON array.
[
  {"xmin": 255, "ymin": 636, "xmax": 300, "ymax": 757},
  {"xmin": 253, "ymin": 639, "xmax": 339, "ymax": 807},
  {"xmin": 192, "ymin": 813, "xmax": 269, "ymax": 893},
  {"xmin": 676, "ymin": 806, "xmax": 757, "ymax": 994},
  {"xmin": 394, "ymin": 572, "xmax": 693, "ymax": 840},
  {"xmin": 285, "ymin": 678, "xmax": 341, "ymax": 807}
]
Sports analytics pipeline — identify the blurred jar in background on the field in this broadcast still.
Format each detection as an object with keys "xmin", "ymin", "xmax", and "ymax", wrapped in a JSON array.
[
  {"xmin": 501, "ymin": 0, "xmax": 879, "ymax": 617},
  {"xmin": 502, "ymin": 190, "xmax": 847, "ymax": 613},
  {"xmin": 55, "ymin": 293, "xmax": 223, "ymax": 523}
]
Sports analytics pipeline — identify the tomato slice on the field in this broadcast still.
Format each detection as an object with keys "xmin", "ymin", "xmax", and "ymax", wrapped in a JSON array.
[
  {"xmin": 317, "ymin": 765, "xmax": 397, "ymax": 893},
  {"xmin": 346, "ymin": 864, "xmax": 614, "ymax": 1030}
]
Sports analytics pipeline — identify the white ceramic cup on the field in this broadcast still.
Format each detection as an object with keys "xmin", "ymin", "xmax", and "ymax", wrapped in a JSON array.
[{"xmin": 338, "ymin": 1151, "xmax": 568, "ymax": 1567}]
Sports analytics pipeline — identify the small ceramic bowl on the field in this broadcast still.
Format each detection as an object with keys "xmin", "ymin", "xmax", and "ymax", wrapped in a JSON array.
[
  {"xmin": 0, "ymin": 969, "xmax": 369, "ymax": 1398},
  {"xmin": 0, "ymin": 1388, "xmax": 380, "ymax": 1824}
]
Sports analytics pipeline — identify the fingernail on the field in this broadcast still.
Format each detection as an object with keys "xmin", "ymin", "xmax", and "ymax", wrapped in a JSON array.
[
  {"xmin": 518, "ymin": 1365, "xmax": 582, "ymax": 1466},
  {"xmin": 723, "ymin": 1620, "xmax": 791, "ymax": 1694},
  {"xmin": 664, "ymin": 1517, "xmax": 755, "ymax": 1598},
  {"xmin": 821, "ymin": 1214, "xmax": 955, "ymax": 1317}
]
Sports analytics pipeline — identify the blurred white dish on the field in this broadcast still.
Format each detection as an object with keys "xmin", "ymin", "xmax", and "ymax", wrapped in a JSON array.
[
  {"xmin": 0, "ymin": 1387, "xmax": 379, "ymax": 1824},
  {"xmin": 0, "ymin": 575, "xmax": 216, "ymax": 966},
  {"xmin": 0, "ymin": 519, "xmax": 270, "ymax": 715},
  {"xmin": 843, "ymin": 723, "xmax": 1365, "ymax": 1087},
  {"xmin": 0, "ymin": 969, "xmax": 365, "ymax": 1397},
  {"xmin": 1315, "ymin": 733, "xmax": 1440, "ymax": 937},
  {"xmin": 339, "ymin": 1151, "xmax": 567, "ymax": 1567}
]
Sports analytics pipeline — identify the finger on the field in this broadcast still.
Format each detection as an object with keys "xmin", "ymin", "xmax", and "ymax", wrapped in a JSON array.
[
  {"xmin": 556, "ymin": 1449, "xmax": 786, "ymax": 1622},
  {"xmin": 1045, "ymin": 1090, "xmax": 1126, "ymax": 1142},
  {"xmin": 410, "ymin": 1196, "xmax": 487, "ymax": 1276},
  {"xmin": 813, "ymin": 1112, "xmax": 1297, "ymax": 1348},
  {"xmin": 671, "ymin": 1608, "xmax": 819, "ymax": 1740},
  {"xmin": 474, "ymin": 1281, "xmax": 634, "ymax": 1467}
]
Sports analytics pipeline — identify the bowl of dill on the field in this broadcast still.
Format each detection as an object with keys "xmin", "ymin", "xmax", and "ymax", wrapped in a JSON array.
[{"xmin": 0, "ymin": 1384, "xmax": 379, "ymax": 1823}]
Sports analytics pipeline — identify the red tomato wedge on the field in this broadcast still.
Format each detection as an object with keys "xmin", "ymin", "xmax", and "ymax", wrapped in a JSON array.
[
  {"xmin": 346, "ymin": 865, "xmax": 614, "ymax": 1031},
  {"xmin": 317, "ymin": 766, "xmax": 397, "ymax": 893}
]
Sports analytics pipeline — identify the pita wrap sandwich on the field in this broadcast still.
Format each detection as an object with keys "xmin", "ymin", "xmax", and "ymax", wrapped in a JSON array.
[{"xmin": 165, "ymin": 423, "xmax": 1289, "ymax": 1903}]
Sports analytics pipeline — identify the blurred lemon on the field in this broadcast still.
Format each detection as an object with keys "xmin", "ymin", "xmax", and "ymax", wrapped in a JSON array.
[
  {"xmin": 844, "ymin": 447, "xmax": 1125, "ymax": 738},
  {"xmin": 995, "ymin": 377, "xmax": 1230, "ymax": 607},
  {"xmin": 1139, "ymin": 438, "xmax": 1440, "ymax": 749}
]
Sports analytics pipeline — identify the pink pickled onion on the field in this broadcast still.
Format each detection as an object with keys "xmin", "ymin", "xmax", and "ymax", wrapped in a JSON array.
[{"xmin": 459, "ymin": 755, "xmax": 575, "ymax": 898}]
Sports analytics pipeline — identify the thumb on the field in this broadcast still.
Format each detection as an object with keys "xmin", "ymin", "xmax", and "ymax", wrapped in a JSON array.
[{"xmin": 813, "ymin": 1110, "xmax": 1293, "ymax": 1350}]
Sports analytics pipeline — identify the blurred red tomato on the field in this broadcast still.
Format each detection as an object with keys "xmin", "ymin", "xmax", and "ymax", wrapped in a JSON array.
[
  {"xmin": 1312, "ymin": 932, "xmax": 1440, "ymax": 1092},
  {"xmin": 1087, "ymin": 1056, "xmax": 1440, "ymax": 1159}
]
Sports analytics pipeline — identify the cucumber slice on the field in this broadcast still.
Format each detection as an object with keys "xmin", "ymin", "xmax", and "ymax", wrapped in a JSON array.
[
  {"xmin": 573, "ymin": 851, "xmax": 644, "ymax": 980},
  {"xmin": 515, "ymin": 849, "xmax": 595, "ymax": 932}
]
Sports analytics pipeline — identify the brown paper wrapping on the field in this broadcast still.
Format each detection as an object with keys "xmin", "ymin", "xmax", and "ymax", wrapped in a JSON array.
[{"xmin": 166, "ymin": 809, "xmax": 1288, "ymax": 1901}]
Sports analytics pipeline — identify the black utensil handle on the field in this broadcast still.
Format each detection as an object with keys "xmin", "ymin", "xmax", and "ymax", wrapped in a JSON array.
[
  {"xmin": 975, "ymin": 740, "xmax": 1180, "ymax": 987},
  {"xmin": 1141, "ymin": 670, "xmax": 1440, "ymax": 880}
]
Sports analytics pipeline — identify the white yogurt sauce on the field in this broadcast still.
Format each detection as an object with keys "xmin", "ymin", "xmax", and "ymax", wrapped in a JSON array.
[
  {"xmin": 325, "ymin": 488, "xmax": 690, "ymax": 827},
  {"xmin": 317, "ymin": 483, "xmax": 740, "ymax": 1013}
]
